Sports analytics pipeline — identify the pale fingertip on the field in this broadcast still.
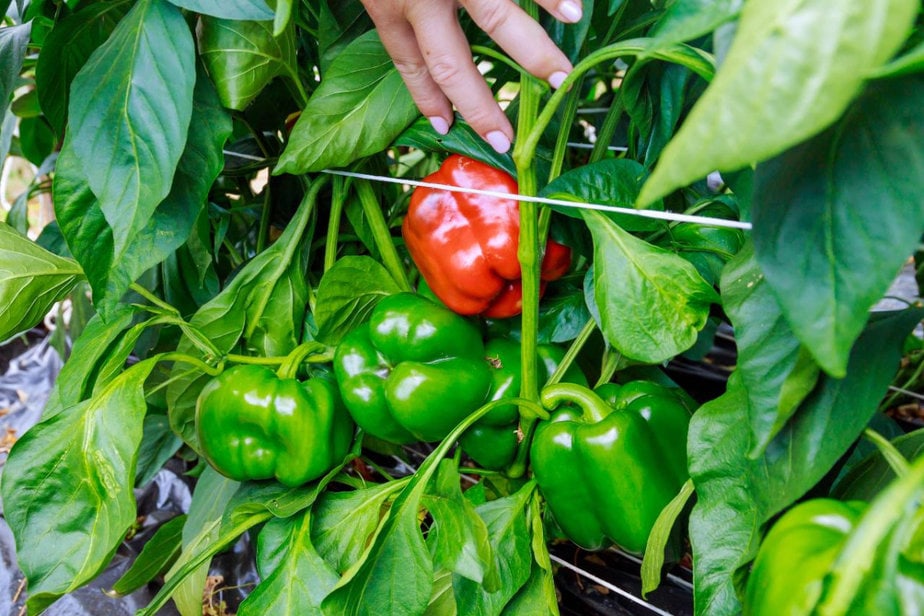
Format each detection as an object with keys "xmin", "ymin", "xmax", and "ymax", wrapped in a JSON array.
[
  {"xmin": 559, "ymin": 0, "xmax": 582, "ymax": 23},
  {"xmin": 486, "ymin": 131, "xmax": 511, "ymax": 154},
  {"xmin": 548, "ymin": 71, "xmax": 568, "ymax": 90},
  {"xmin": 429, "ymin": 116, "xmax": 450, "ymax": 135}
]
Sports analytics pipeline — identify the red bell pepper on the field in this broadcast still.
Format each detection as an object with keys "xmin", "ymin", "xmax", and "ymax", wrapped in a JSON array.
[{"xmin": 402, "ymin": 154, "xmax": 571, "ymax": 318}]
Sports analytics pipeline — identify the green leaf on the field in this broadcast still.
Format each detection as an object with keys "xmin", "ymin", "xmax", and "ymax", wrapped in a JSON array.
[
  {"xmin": 276, "ymin": 30, "xmax": 418, "ymax": 174},
  {"xmin": 17, "ymin": 115, "xmax": 55, "ymax": 165},
  {"xmin": 500, "ymin": 488, "xmax": 558, "ymax": 615},
  {"xmin": 238, "ymin": 511, "xmax": 338, "ymax": 616},
  {"xmin": 135, "ymin": 414, "xmax": 183, "ymax": 487},
  {"xmin": 55, "ymin": 64, "xmax": 231, "ymax": 315},
  {"xmin": 167, "ymin": 0, "xmax": 274, "ymax": 20},
  {"xmin": 34, "ymin": 0, "xmax": 129, "ymax": 137},
  {"xmin": 312, "ymin": 479, "xmax": 408, "ymax": 573},
  {"xmin": 165, "ymin": 181, "xmax": 320, "ymax": 448},
  {"xmin": 396, "ymin": 117, "xmax": 516, "ymax": 177},
  {"xmin": 581, "ymin": 209, "xmax": 717, "ymax": 364},
  {"xmin": 833, "ymin": 428, "xmax": 924, "ymax": 501},
  {"xmin": 423, "ymin": 460, "xmax": 495, "ymax": 587},
  {"xmin": 0, "ymin": 359, "xmax": 157, "ymax": 613},
  {"xmin": 425, "ymin": 569, "xmax": 458, "ymax": 616},
  {"xmin": 198, "ymin": 16, "xmax": 298, "ymax": 110},
  {"xmin": 0, "ymin": 21, "xmax": 31, "ymax": 137},
  {"xmin": 314, "ymin": 256, "xmax": 402, "ymax": 345},
  {"xmin": 650, "ymin": 0, "xmax": 743, "ymax": 45},
  {"xmin": 67, "ymin": 0, "xmax": 195, "ymax": 259},
  {"xmin": 0, "ymin": 222, "xmax": 84, "ymax": 342},
  {"xmin": 721, "ymin": 242, "xmax": 819, "ymax": 455},
  {"xmin": 641, "ymin": 479, "xmax": 694, "ymax": 597},
  {"xmin": 751, "ymin": 75, "xmax": 924, "ymax": 377},
  {"xmin": 638, "ymin": 0, "xmax": 919, "ymax": 206},
  {"xmin": 109, "ymin": 515, "xmax": 187, "ymax": 596},
  {"xmin": 541, "ymin": 158, "xmax": 665, "ymax": 231},
  {"xmin": 688, "ymin": 308, "xmax": 924, "ymax": 615},
  {"xmin": 452, "ymin": 481, "xmax": 534, "ymax": 616}
]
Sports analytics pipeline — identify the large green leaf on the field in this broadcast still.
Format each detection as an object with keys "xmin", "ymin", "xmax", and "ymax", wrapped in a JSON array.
[
  {"xmin": 167, "ymin": 0, "xmax": 274, "ymax": 20},
  {"xmin": 721, "ymin": 242, "xmax": 819, "ymax": 455},
  {"xmin": 197, "ymin": 16, "xmax": 298, "ymax": 110},
  {"xmin": 688, "ymin": 308, "xmax": 924, "ymax": 615},
  {"xmin": 1, "ymin": 359, "xmax": 156, "ymax": 613},
  {"xmin": 34, "ymin": 0, "xmax": 130, "ymax": 137},
  {"xmin": 238, "ymin": 511, "xmax": 338, "ymax": 616},
  {"xmin": 275, "ymin": 30, "xmax": 418, "ymax": 174},
  {"xmin": 55, "ymin": 66, "xmax": 231, "ymax": 315},
  {"xmin": 0, "ymin": 222, "xmax": 84, "ymax": 342},
  {"xmin": 581, "ymin": 209, "xmax": 717, "ymax": 364},
  {"xmin": 0, "ymin": 21, "xmax": 32, "ymax": 138},
  {"xmin": 638, "ymin": 0, "xmax": 918, "ymax": 206},
  {"xmin": 66, "ymin": 0, "xmax": 195, "ymax": 258},
  {"xmin": 833, "ymin": 428, "xmax": 924, "ymax": 501},
  {"xmin": 751, "ymin": 75, "xmax": 924, "ymax": 377}
]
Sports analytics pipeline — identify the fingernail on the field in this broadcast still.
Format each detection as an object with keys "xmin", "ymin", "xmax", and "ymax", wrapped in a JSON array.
[
  {"xmin": 548, "ymin": 71, "xmax": 568, "ymax": 90},
  {"xmin": 486, "ymin": 131, "xmax": 511, "ymax": 154},
  {"xmin": 429, "ymin": 116, "xmax": 450, "ymax": 135},
  {"xmin": 559, "ymin": 0, "xmax": 582, "ymax": 23}
]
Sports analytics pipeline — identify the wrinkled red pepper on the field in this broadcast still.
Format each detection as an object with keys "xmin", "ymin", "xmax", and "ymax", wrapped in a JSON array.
[{"xmin": 402, "ymin": 154, "xmax": 571, "ymax": 318}]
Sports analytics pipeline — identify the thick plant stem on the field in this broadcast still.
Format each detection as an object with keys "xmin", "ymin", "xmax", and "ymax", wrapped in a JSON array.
[
  {"xmin": 324, "ymin": 175, "xmax": 346, "ymax": 272},
  {"xmin": 355, "ymin": 179, "xmax": 412, "ymax": 292}
]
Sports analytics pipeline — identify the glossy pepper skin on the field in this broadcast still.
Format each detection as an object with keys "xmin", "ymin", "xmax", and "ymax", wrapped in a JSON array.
[
  {"xmin": 333, "ymin": 292, "xmax": 493, "ymax": 444},
  {"xmin": 402, "ymin": 154, "xmax": 572, "ymax": 318},
  {"xmin": 460, "ymin": 338, "xmax": 588, "ymax": 470},
  {"xmin": 744, "ymin": 499, "xmax": 866, "ymax": 616},
  {"xmin": 195, "ymin": 365, "xmax": 354, "ymax": 487},
  {"xmin": 530, "ymin": 381, "xmax": 693, "ymax": 553}
]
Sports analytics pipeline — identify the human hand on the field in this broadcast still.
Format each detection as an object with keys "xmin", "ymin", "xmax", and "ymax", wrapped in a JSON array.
[{"xmin": 361, "ymin": 0, "xmax": 582, "ymax": 154}]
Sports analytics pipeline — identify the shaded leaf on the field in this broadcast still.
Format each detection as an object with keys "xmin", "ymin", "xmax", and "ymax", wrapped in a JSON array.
[
  {"xmin": 751, "ymin": 75, "xmax": 924, "ymax": 377},
  {"xmin": 833, "ymin": 428, "xmax": 924, "ymax": 501},
  {"xmin": 0, "ymin": 21, "xmax": 31, "ymax": 139},
  {"xmin": 650, "ymin": 0, "xmax": 743, "ymax": 46},
  {"xmin": 109, "ymin": 515, "xmax": 187, "ymax": 596},
  {"xmin": 314, "ymin": 256, "xmax": 401, "ymax": 345},
  {"xmin": 198, "ymin": 16, "xmax": 298, "ymax": 110}
]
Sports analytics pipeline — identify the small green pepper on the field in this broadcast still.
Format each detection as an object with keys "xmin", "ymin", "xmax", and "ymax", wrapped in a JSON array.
[
  {"xmin": 195, "ymin": 364, "xmax": 354, "ymax": 487},
  {"xmin": 459, "ymin": 338, "xmax": 588, "ymax": 470},
  {"xmin": 530, "ymin": 381, "xmax": 693, "ymax": 552},
  {"xmin": 333, "ymin": 292, "xmax": 493, "ymax": 443}
]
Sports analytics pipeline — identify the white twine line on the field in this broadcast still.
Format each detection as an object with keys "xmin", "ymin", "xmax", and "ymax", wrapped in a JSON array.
[
  {"xmin": 221, "ymin": 149, "xmax": 752, "ymax": 230},
  {"xmin": 611, "ymin": 548, "xmax": 694, "ymax": 591},
  {"xmin": 549, "ymin": 554, "xmax": 676, "ymax": 616},
  {"xmin": 323, "ymin": 168, "xmax": 752, "ymax": 230}
]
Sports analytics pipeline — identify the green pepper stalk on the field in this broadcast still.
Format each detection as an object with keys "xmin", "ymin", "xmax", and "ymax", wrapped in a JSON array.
[{"xmin": 531, "ymin": 381, "xmax": 693, "ymax": 553}]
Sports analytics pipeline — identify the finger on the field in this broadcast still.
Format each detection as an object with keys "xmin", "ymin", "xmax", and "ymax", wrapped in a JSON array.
[
  {"xmin": 534, "ymin": 0, "xmax": 583, "ymax": 24},
  {"xmin": 408, "ymin": 3, "xmax": 514, "ymax": 152},
  {"xmin": 461, "ymin": 0, "xmax": 574, "ymax": 90},
  {"xmin": 362, "ymin": 1, "xmax": 455, "ymax": 135}
]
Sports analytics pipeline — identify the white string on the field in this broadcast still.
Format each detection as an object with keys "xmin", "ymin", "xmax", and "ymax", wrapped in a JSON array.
[
  {"xmin": 221, "ymin": 149, "xmax": 753, "ymax": 230},
  {"xmin": 321, "ymin": 168, "xmax": 753, "ymax": 230},
  {"xmin": 549, "ymin": 554, "xmax": 676, "ymax": 616}
]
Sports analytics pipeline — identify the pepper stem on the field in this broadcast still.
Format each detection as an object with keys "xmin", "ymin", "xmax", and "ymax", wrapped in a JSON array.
[
  {"xmin": 541, "ymin": 383, "xmax": 611, "ymax": 423},
  {"xmin": 277, "ymin": 341, "xmax": 328, "ymax": 379}
]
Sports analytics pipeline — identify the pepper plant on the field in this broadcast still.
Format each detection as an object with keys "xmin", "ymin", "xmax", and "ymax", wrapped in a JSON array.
[{"xmin": 1, "ymin": 0, "xmax": 923, "ymax": 615}]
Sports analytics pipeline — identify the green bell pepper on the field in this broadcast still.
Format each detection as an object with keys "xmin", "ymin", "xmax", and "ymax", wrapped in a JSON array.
[
  {"xmin": 333, "ymin": 292, "xmax": 493, "ymax": 443},
  {"xmin": 530, "ymin": 381, "xmax": 693, "ymax": 552},
  {"xmin": 459, "ymin": 338, "xmax": 588, "ymax": 470},
  {"xmin": 744, "ymin": 498, "xmax": 866, "ymax": 616},
  {"xmin": 195, "ymin": 364, "xmax": 354, "ymax": 487}
]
